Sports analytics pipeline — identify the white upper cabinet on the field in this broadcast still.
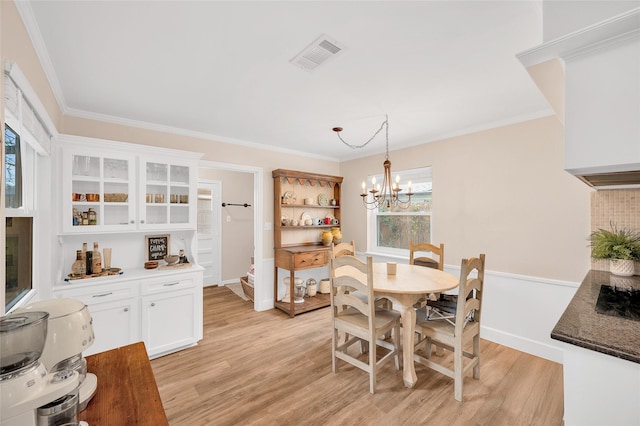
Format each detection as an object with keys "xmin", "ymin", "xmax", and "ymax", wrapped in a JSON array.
[
  {"xmin": 564, "ymin": 35, "xmax": 640, "ymax": 174},
  {"xmin": 138, "ymin": 157, "xmax": 196, "ymax": 230},
  {"xmin": 59, "ymin": 135, "xmax": 202, "ymax": 234}
]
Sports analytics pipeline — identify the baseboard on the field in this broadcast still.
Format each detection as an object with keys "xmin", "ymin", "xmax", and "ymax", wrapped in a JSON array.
[{"xmin": 481, "ymin": 326, "xmax": 564, "ymax": 364}]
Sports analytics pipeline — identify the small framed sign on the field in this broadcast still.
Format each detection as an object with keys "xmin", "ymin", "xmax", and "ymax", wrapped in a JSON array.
[{"xmin": 145, "ymin": 234, "xmax": 170, "ymax": 261}]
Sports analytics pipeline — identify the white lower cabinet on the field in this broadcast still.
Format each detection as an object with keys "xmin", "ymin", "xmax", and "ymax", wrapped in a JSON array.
[
  {"xmin": 142, "ymin": 289, "xmax": 197, "ymax": 357},
  {"xmin": 87, "ymin": 297, "xmax": 139, "ymax": 356},
  {"xmin": 54, "ymin": 269, "xmax": 203, "ymax": 358}
]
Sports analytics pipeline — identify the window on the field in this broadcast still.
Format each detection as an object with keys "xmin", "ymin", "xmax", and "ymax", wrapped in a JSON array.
[
  {"xmin": 4, "ymin": 63, "xmax": 53, "ymax": 312},
  {"xmin": 4, "ymin": 124, "xmax": 36, "ymax": 311},
  {"xmin": 367, "ymin": 167, "xmax": 432, "ymax": 256},
  {"xmin": 5, "ymin": 125, "xmax": 22, "ymax": 208}
]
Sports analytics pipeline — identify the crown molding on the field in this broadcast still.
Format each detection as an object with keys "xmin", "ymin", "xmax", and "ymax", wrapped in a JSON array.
[
  {"xmin": 517, "ymin": 8, "xmax": 640, "ymax": 67},
  {"xmin": 14, "ymin": 0, "xmax": 69, "ymax": 115},
  {"xmin": 63, "ymin": 107, "xmax": 341, "ymax": 163}
]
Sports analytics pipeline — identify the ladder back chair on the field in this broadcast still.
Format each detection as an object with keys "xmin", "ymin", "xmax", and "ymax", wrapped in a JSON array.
[
  {"xmin": 330, "ymin": 255, "xmax": 401, "ymax": 394},
  {"xmin": 413, "ymin": 253, "xmax": 486, "ymax": 401},
  {"xmin": 409, "ymin": 242, "xmax": 444, "ymax": 270}
]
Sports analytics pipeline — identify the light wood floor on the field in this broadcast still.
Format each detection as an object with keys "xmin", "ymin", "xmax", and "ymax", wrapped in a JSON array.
[{"xmin": 151, "ymin": 286, "xmax": 564, "ymax": 425}]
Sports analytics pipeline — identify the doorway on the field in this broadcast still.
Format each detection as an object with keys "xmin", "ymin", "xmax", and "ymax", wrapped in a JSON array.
[
  {"xmin": 198, "ymin": 161, "xmax": 263, "ymax": 311},
  {"xmin": 197, "ymin": 180, "xmax": 222, "ymax": 286}
]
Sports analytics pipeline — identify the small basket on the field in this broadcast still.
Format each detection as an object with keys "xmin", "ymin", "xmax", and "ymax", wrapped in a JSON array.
[
  {"xmin": 240, "ymin": 276, "xmax": 254, "ymax": 301},
  {"xmin": 104, "ymin": 193, "xmax": 128, "ymax": 202}
]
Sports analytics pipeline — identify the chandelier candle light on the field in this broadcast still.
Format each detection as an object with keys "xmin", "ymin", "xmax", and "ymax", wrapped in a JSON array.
[{"xmin": 332, "ymin": 115, "xmax": 413, "ymax": 210}]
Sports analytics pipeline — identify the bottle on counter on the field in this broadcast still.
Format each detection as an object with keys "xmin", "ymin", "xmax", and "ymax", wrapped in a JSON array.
[
  {"xmin": 92, "ymin": 242, "xmax": 102, "ymax": 274},
  {"xmin": 86, "ymin": 250, "xmax": 93, "ymax": 275},
  {"xmin": 71, "ymin": 250, "xmax": 86, "ymax": 277}
]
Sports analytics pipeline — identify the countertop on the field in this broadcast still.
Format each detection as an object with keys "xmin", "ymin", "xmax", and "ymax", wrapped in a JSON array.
[
  {"xmin": 551, "ymin": 270, "xmax": 640, "ymax": 364},
  {"xmin": 78, "ymin": 342, "xmax": 168, "ymax": 425}
]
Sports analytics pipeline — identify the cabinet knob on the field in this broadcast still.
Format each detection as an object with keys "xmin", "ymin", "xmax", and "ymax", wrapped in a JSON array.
[
  {"xmin": 140, "ymin": 219, "xmax": 145, "ymax": 224},
  {"xmin": 150, "ymin": 302, "xmax": 156, "ymax": 307},
  {"xmin": 124, "ymin": 307, "xmax": 129, "ymax": 312},
  {"xmin": 130, "ymin": 220, "xmax": 135, "ymax": 224}
]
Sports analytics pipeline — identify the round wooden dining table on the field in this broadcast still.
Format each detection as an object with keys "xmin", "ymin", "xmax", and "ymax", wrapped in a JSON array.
[{"xmin": 373, "ymin": 262, "xmax": 459, "ymax": 388}]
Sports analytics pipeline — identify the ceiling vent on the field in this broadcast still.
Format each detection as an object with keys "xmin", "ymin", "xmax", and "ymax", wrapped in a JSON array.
[{"xmin": 290, "ymin": 34, "xmax": 344, "ymax": 71}]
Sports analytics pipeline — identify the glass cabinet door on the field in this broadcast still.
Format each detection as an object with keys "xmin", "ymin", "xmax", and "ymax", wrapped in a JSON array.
[
  {"xmin": 139, "ymin": 159, "xmax": 194, "ymax": 230},
  {"xmin": 63, "ymin": 151, "xmax": 135, "ymax": 233}
]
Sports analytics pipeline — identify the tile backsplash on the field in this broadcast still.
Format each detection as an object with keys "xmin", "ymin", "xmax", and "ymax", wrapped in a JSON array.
[{"xmin": 591, "ymin": 189, "xmax": 640, "ymax": 273}]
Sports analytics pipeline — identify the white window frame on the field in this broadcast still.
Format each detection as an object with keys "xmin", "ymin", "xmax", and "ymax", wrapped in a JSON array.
[
  {"xmin": 366, "ymin": 166, "xmax": 432, "ymax": 258},
  {"xmin": 4, "ymin": 63, "xmax": 55, "ymax": 312}
]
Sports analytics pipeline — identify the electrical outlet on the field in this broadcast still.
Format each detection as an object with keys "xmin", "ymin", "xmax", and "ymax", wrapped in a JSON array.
[
  {"xmin": 226, "ymin": 216, "xmax": 231, "ymax": 222},
  {"xmin": 264, "ymin": 222, "xmax": 272, "ymax": 230}
]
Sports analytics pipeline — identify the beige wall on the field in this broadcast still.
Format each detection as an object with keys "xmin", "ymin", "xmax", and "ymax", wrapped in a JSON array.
[
  {"xmin": 198, "ymin": 168, "xmax": 255, "ymax": 281},
  {"xmin": 341, "ymin": 116, "xmax": 593, "ymax": 282}
]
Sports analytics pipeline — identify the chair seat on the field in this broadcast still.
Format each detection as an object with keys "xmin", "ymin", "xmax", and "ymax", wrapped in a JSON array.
[{"xmin": 336, "ymin": 307, "xmax": 401, "ymax": 331}]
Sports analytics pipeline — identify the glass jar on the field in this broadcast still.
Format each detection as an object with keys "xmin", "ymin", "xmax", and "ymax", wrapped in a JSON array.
[
  {"xmin": 306, "ymin": 278, "xmax": 317, "ymax": 297},
  {"xmin": 88, "ymin": 208, "xmax": 97, "ymax": 225}
]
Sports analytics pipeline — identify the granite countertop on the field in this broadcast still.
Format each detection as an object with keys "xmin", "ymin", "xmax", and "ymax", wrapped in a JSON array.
[{"xmin": 551, "ymin": 270, "xmax": 640, "ymax": 364}]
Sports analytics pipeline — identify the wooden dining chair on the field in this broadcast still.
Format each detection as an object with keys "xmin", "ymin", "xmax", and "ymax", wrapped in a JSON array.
[
  {"xmin": 332, "ymin": 240, "xmax": 356, "ymax": 258},
  {"xmin": 330, "ymin": 255, "xmax": 401, "ymax": 394},
  {"xmin": 409, "ymin": 242, "xmax": 444, "ymax": 270},
  {"xmin": 413, "ymin": 253, "xmax": 486, "ymax": 401}
]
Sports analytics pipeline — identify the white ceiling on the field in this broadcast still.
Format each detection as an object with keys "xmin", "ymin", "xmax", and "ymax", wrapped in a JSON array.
[{"xmin": 20, "ymin": 1, "xmax": 550, "ymax": 161}]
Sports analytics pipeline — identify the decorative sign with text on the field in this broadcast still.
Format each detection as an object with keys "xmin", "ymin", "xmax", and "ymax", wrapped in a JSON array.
[{"xmin": 145, "ymin": 234, "xmax": 170, "ymax": 261}]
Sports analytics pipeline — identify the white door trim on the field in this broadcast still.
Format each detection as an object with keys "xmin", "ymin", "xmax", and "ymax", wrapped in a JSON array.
[{"xmin": 199, "ymin": 160, "xmax": 263, "ymax": 311}]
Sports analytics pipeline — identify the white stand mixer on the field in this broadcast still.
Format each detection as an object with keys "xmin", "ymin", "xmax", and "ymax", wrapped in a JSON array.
[
  {"xmin": 13, "ymin": 299, "xmax": 98, "ymax": 412},
  {"xmin": 0, "ymin": 311, "xmax": 80, "ymax": 426}
]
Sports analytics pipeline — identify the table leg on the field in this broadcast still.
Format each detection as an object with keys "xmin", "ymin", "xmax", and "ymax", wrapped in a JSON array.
[{"xmin": 399, "ymin": 302, "xmax": 417, "ymax": 388}]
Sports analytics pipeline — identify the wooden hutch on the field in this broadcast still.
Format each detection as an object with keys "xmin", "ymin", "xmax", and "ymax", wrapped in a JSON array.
[{"xmin": 272, "ymin": 169, "xmax": 343, "ymax": 317}]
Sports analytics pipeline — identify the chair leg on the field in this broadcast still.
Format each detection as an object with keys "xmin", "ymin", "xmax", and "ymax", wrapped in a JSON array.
[
  {"xmin": 393, "ymin": 323, "xmax": 400, "ymax": 370},
  {"xmin": 424, "ymin": 336, "xmax": 432, "ymax": 359},
  {"xmin": 332, "ymin": 327, "xmax": 338, "ymax": 373},
  {"xmin": 369, "ymin": 338, "xmax": 376, "ymax": 394},
  {"xmin": 473, "ymin": 333, "xmax": 480, "ymax": 379},
  {"xmin": 454, "ymin": 342, "xmax": 463, "ymax": 402}
]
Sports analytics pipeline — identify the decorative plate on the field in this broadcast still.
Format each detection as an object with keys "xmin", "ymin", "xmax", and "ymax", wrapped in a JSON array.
[
  {"xmin": 325, "ymin": 213, "xmax": 334, "ymax": 220},
  {"xmin": 300, "ymin": 212, "xmax": 311, "ymax": 222},
  {"xmin": 317, "ymin": 193, "xmax": 329, "ymax": 206},
  {"xmin": 282, "ymin": 191, "xmax": 294, "ymax": 204}
]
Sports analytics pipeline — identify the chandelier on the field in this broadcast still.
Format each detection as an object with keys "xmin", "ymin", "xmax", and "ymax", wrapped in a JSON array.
[{"xmin": 332, "ymin": 115, "xmax": 413, "ymax": 210}]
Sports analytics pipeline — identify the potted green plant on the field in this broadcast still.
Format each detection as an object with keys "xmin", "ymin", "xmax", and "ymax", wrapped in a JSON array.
[{"xmin": 589, "ymin": 224, "xmax": 640, "ymax": 276}]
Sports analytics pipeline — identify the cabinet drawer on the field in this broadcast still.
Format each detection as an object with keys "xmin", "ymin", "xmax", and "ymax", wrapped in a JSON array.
[
  {"xmin": 141, "ymin": 276, "xmax": 195, "ymax": 295},
  {"xmin": 293, "ymin": 251, "xmax": 327, "ymax": 269},
  {"xmin": 56, "ymin": 282, "xmax": 137, "ymax": 306}
]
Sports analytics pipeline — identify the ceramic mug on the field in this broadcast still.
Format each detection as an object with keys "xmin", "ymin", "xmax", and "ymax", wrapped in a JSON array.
[
  {"xmin": 324, "ymin": 217, "xmax": 331, "ymax": 225},
  {"xmin": 305, "ymin": 219, "xmax": 313, "ymax": 226},
  {"xmin": 331, "ymin": 219, "xmax": 339, "ymax": 225},
  {"xmin": 314, "ymin": 218, "xmax": 323, "ymax": 226}
]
